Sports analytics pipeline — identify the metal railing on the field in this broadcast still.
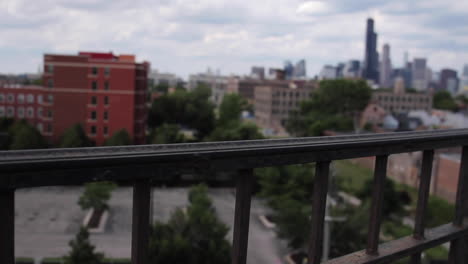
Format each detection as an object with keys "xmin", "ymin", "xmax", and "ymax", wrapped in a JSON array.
[{"xmin": 1, "ymin": 129, "xmax": 468, "ymax": 264}]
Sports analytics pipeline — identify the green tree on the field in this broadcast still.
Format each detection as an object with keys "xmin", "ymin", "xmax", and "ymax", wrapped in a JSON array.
[
  {"xmin": 256, "ymin": 165, "xmax": 315, "ymax": 249},
  {"xmin": 208, "ymin": 122, "xmax": 263, "ymax": 142},
  {"xmin": 207, "ymin": 93, "xmax": 263, "ymax": 142},
  {"xmin": 63, "ymin": 227, "xmax": 103, "ymax": 264},
  {"xmin": 433, "ymin": 91, "xmax": 457, "ymax": 111},
  {"xmin": 148, "ymin": 85, "xmax": 215, "ymax": 140},
  {"xmin": 217, "ymin": 94, "xmax": 247, "ymax": 127},
  {"xmin": 356, "ymin": 178, "xmax": 407, "ymax": 217},
  {"xmin": 104, "ymin": 129, "xmax": 131, "ymax": 146},
  {"xmin": 0, "ymin": 118, "xmax": 14, "ymax": 149},
  {"xmin": 256, "ymin": 164, "xmax": 369, "ymax": 256},
  {"xmin": 60, "ymin": 124, "xmax": 94, "ymax": 148},
  {"xmin": 9, "ymin": 120, "xmax": 47, "ymax": 150},
  {"xmin": 151, "ymin": 123, "xmax": 186, "ymax": 144},
  {"xmin": 287, "ymin": 79, "xmax": 371, "ymax": 136},
  {"xmin": 148, "ymin": 184, "xmax": 231, "ymax": 264},
  {"xmin": 154, "ymin": 83, "xmax": 169, "ymax": 93},
  {"xmin": 78, "ymin": 181, "xmax": 117, "ymax": 211}
]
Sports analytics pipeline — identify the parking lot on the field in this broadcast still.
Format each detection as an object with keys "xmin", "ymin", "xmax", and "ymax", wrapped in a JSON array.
[{"xmin": 15, "ymin": 187, "xmax": 287, "ymax": 264}]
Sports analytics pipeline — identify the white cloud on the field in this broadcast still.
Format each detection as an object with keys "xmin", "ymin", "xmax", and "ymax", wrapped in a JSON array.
[
  {"xmin": 0, "ymin": 0, "xmax": 467, "ymax": 77},
  {"xmin": 296, "ymin": 1, "xmax": 330, "ymax": 15}
]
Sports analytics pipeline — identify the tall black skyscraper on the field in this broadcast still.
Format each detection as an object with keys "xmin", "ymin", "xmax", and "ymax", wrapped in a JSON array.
[{"xmin": 363, "ymin": 18, "xmax": 379, "ymax": 83}]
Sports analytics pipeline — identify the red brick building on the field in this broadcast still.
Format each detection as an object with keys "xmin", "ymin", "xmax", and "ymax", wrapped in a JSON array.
[
  {"xmin": 0, "ymin": 52, "xmax": 149, "ymax": 146},
  {"xmin": 0, "ymin": 84, "xmax": 46, "ymax": 130}
]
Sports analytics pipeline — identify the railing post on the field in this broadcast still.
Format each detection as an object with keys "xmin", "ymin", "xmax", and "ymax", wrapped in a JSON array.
[
  {"xmin": 366, "ymin": 155, "xmax": 388, "ymax": 255},
  {"xmin": 411, "ymin": 150, "xmax": 434, "ymax": 264},
  {"xmin": 131, "ymin": 179, "xmax": 151, "ymax": 264},
  {"xmin": 308, "ymin": 161, "xmax": 330, "ymax": 264},
  {"xmin": 232, "ymin": 169, "xmax": 253, "ymax": 264},
  {"xmin": 0, "ymin": 189, "xmax": 14, "ymax": 264},
  {"xmin": 448, "ymin": 146, "xmax": 468, "ymax": 264}
]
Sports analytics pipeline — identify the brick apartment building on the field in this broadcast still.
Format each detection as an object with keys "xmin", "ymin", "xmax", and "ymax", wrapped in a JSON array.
[
  {"xmin": 0, "ymin": 84, "xmax": 45, "ymax": 129},
  {"xmin": 372, "ymin": 77, "xmax": 433, "ymax": 113},
  {"xmin": 0, "ymin": 52, "xmax": 149, "ymax": 146},
  {"xmin": 254, "ymin": 81, "xmax": 316, "ymax": 135},
  {"xmin": 226, "ymin": 77, "xmax": 264, "ymax": 104}
]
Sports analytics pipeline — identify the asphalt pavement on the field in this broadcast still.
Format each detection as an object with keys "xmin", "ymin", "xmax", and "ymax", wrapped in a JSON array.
[{"xmin": 15, "ymin": 187, "xmax": 288, "ymax": 264}]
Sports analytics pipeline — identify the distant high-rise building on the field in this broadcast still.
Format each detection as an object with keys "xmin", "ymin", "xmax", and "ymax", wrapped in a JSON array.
[
  {"xmin": 251, "ymin": 66, "xmax": 265, "ymax": 80},
  {"xmin": 412, "ymin": 58, "xmax": 429, "ymax": 91},
  {"xmin": 343, "ymin": 60, "xmax": 361, "ymax": 78},
  {"xmin": 440, "ymin": 69, "xmax": 458, "ymax": 95},
  {"xmin": 336, "ymin": 63, "xmax": 345, "ymax": 78},
  {"xmin": 380, "ymin": 44, "xmax": 392, "ymax": 88},
  {"xmin": 460, "ymin": 65, "xmax": 468, "ymax": 94},
  {"xmin": 284, "ymin": 61, "xmax": 294, "ymax": 80},
  {"xmin": 293, "ymin": 60, "xmax": 306, "ymax": 79},
  {"xmin": 319, "ymin": 65, "xmax": 338, "ymax": 80},
  {"xmin": 148, "ymin": 70, "xmax": 183, "ymax": 88},
  {"xmin": 363, "ymin": 18, "xmax": 379, "ymax": 83}
]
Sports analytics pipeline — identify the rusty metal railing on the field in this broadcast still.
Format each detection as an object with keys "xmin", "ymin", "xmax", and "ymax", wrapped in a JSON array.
[{"xmin": 1, "ymin": 129, "xmax": 468, "ymax": 264}]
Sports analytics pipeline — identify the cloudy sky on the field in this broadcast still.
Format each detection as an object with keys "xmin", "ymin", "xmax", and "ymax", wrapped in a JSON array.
[{"xmin": 1, "ymin": 0, "xmax": 467, "ymax": 78}]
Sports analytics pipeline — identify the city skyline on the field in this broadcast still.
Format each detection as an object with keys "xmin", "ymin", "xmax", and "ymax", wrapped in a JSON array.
[{"xmin": 1, "ymin": 0, "xmax": 467, "ymax": 78}]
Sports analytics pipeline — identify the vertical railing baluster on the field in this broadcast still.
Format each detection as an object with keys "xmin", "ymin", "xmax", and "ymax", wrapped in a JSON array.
[
  {"xmin": 410, "ymin": 150, "xmax": 434, "ymax": 264},
  {"xmin": 308, "ymin": 161, "xmax": 331, "ymax": 264},
  {"xmin": 131, "ymin": 179, "xmax": 151, "ymax": 264},
  {"xmin": 448, "ymin": 146, "xmax": 468, "ymax": 264},
  {"xmin": 232, "ymin": 169, "xmax": 254, "ymax": 264},
  {"xmin": 0, "ymin": 189, "xmax": 14, "ymax": 264},
  {"xmin": 366, "ymin": 155, "xmax": 388, "ymax": 255}
]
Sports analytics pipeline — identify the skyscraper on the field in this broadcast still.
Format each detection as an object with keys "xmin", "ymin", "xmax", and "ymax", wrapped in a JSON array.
[
  {"xmin": 379, "ymin": 44, "xmax": 392, "ymax": 88},
  {"xmin": 284, "ymin": 61, "xmax": 294, "ymax": 80},
  {"xmin": 363, "ymin": 18, "xmax": 379, "ymax": 83},
  {"xmin": 412, "ymin": 58, "xmax": 429, "ymax": 91},
  {"xmin": 460, "ymin": 64, "xmax": 468, "ymax": 94},
  {"xmin": 440, "ymin": 69, "xmax": 458, "ymax": 94},
  {"xmin": 293, "ymin": 60, "xmax": 306, "ymax": 79}
]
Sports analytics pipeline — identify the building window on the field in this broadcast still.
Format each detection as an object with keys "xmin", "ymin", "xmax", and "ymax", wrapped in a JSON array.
[
  {"xmin": 47, "ymin": 94, "xmax": 54, "ymax": 104},
  {"xmin": 90, "ymin": 126, "xmax": 96, "ymax": 135},
  {"xmin": 48, "ymin": 79, "xmax": 53, "ymax": 88},
  {"xmin": 92, "ymin": 81, "xmax": 98, "ymax": 90},
  {"xmin": 37, "ymin": 107, "xmax": 43, "ymax": 117},
  {"xmin": 91, "ymin": 96, "xmax": 97, "ymax": 105},
  {"xmin": 17, "ymin": 94, "xmax": 25, "ymax": 104},
  {"xmin": 47, "ymin": 123, "xmax": 52, "ymax": 133},
  {"xmin": 0, "ymin": 107, "xmax": 4, "ymax": 117},
  {"xmin": 37, "ymin": 123, "xmax": 43, "ymax": 132},
  {"xmin": 0, "ymin": 94, "xmax": 4, "ymax": 103},
  {"xmin": 7, "ymin": 94, "xmax": 14, "ymax": 103},
  {"xmin": 38, "ymin": 95, "xmax": 43, "ymax": 104},
  {"xmin": 104, "ymin": 81, "xmax": 109, "ymax": 90},
  {"xmin": 27, "ymin": 107, "xmax": 34, "ymax": 118},
  {"xmin": 91, "ymin": 111, "xmax": 97, "ymax": 120},
  {"xmin": 103, "ymin": 111, "xmax": 108, "ymax": 121},
  {"xmin": 17, "ymin": 107, "xmax": 25, "ymax": 118},
  {"xmin": 27, "ymin": 94, "xmax": 34, "ymax": 103},
  {"xmin": 104, "ymin": 67, "xmax": 110, "ymax": 76},
  {"xmin": 104, "ymin": 96, "xmax": 109, "ymax": 105},
  {"xmin": 47, "ymin": 110, "xmax": 53, "ymax": 118},
  {"xmin": 6, "ymin": 107, "xmax": 14, "ymax": 117},
  {"xmin": 48, "ymin": 65, "xmax": 54, "ymax": 74},
  {"xmin": 104, "ymin": 126, "xmax": 108, "ymax": 135},
  {"xmin": 92, "ymin": 67, "xmax": 98, "ymax": 75}
]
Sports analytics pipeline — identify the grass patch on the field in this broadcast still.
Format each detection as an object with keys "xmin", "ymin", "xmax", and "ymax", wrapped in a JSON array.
[
  {"xmin": 15, "ymin": 257, "xmax": 34, "ymax": 264},
  {"xmin": 41, "ymin": 258, "xmax": 63, "ymax": 264},
  {"xmin": 334, "ymin": 160, "xmax": 373, "ymax": 195}
]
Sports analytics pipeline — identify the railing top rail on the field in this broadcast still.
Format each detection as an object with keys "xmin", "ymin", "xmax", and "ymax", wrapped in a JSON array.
[{"xmin": 1, "ymin": 129, "xmax": 467, "ymax": 173}]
